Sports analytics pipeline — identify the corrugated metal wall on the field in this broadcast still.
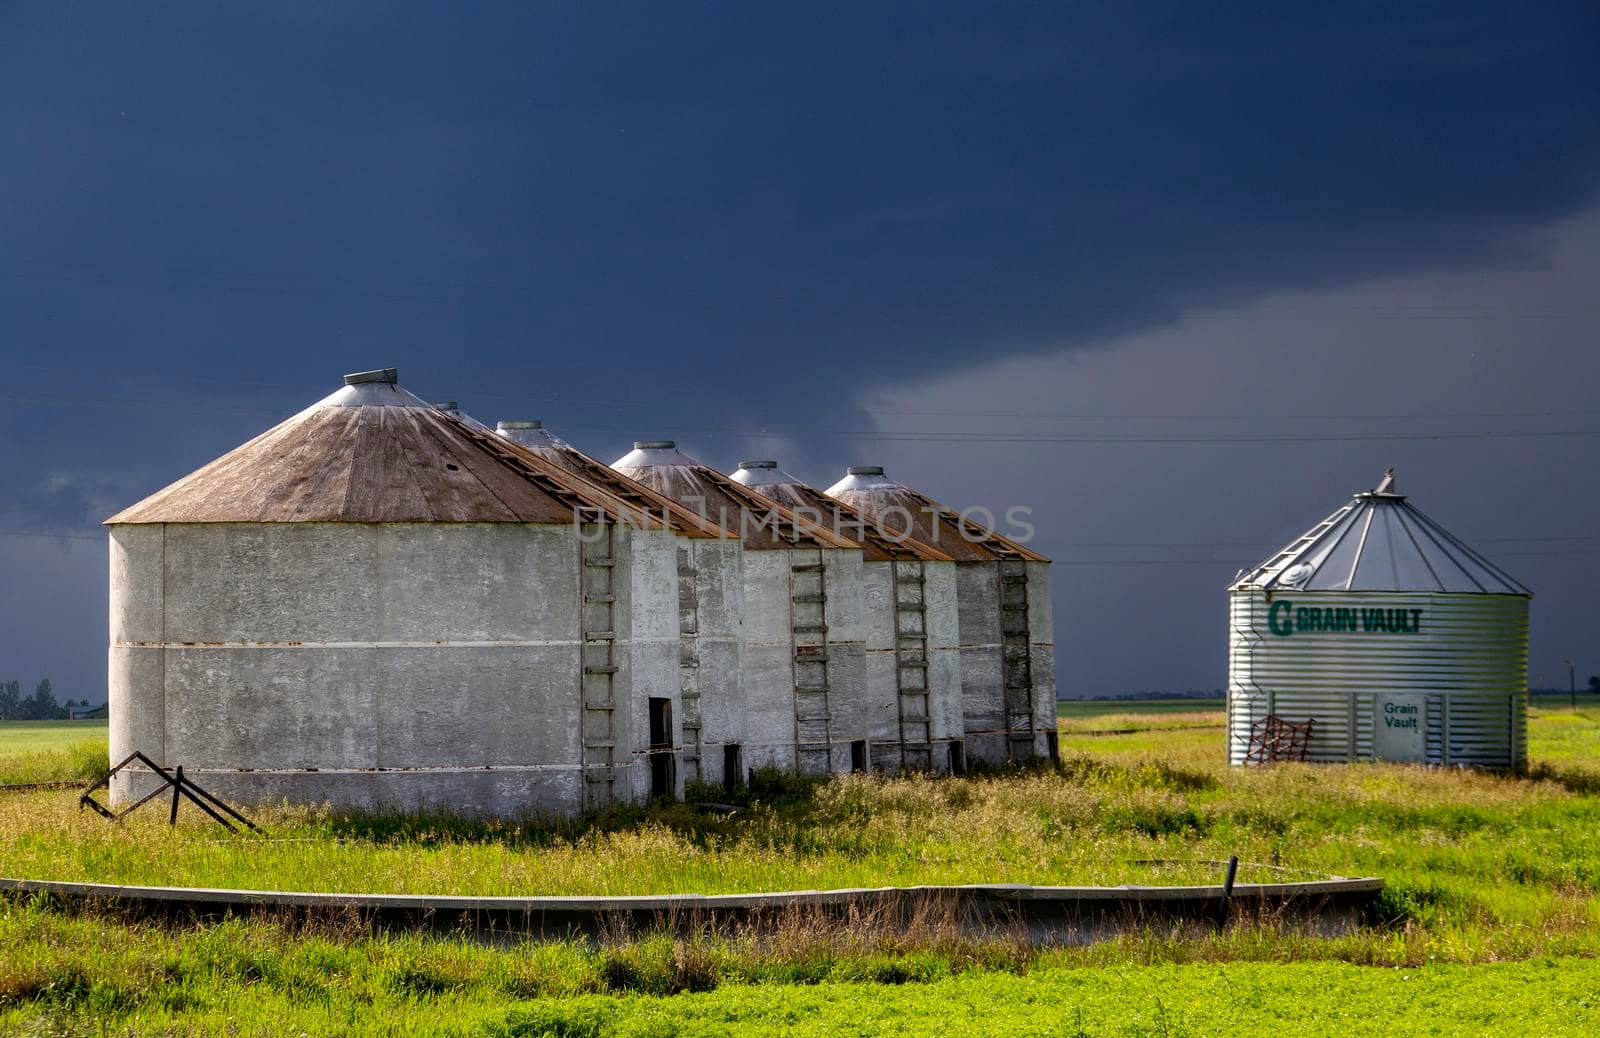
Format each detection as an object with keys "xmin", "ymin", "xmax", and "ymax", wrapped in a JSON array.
[{"xmin": 1228, "ymin": 590, "xmax": 1528, "ymax": 769}]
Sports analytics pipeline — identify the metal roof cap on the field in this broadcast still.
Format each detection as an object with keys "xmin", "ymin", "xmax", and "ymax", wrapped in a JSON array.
[
  {"xmin": 343, "ymin": 367, "xmax": 397, "ymax": 386},
  {"xmin": 496, "ymin": 419, "xmax": 571, "ymax": 452},
  {"xmin": 825, "ymin": 466, "xmax": 900, "ymax": 495},
  {"xmin": 613, "ymin": 441, "xmax": 702, "ymax": 469},
  {"xmin": 730, "ymin": 460, "xmax": 802, "ymax": 488},
  {"xmin": 1230, "ymin": 468, "xmax": 1530, "ymax": 595}
]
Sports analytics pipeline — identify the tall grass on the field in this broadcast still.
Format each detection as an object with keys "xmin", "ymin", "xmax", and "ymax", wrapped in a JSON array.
[
  {"xmin": 0, "ymin": 738, "xmax": 106, "ymax": 787},
  {"xmin": 2, "ymin": 708, "xmax": 1598, "ymax": 963}
]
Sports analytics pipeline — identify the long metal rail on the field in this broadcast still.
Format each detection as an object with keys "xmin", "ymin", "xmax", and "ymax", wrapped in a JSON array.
[{"xmin": 0, "ymin": 874, "xmax": 1384, "ymax": 943}]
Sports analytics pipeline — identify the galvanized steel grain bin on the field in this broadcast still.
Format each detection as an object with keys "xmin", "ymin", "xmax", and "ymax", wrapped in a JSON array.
[{"xmin": 1228, "ymin": 470, "xmax": 1531, "ymax": 769}]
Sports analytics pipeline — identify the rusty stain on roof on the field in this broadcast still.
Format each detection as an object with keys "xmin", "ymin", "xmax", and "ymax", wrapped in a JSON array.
[
  {"xmin": 828, "ymin": 480, "xmax": 1049, "ymax": 563},
  {"xmin": 738, "ymin": 478, "xmax": 952, "ymax": 563},
  {"xmin": 494, "ymin": 433, "xmax": 732, "ymax": 541},
  {"xmin": 107, "ymin": 378, "xmax": 684, "ymax": 529},
  {"xmin": 614, "ymin": 445, "xmax": 858, "ymax": 552}
]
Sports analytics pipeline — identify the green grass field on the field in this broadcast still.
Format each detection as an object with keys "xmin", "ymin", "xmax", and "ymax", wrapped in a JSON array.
[
  {"xmin": 1, "ymin": 703, "xmax": 1598, "ymax": 1034},
  {"xmin": 0, "ymin": 720, "xmax": 108, "ymax": 786}
]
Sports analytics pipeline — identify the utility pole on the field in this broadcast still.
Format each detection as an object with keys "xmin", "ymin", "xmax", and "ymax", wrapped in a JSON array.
[{"xmin": 1565, "ymin": 659, "xmax": 1576, "ymax": 710}]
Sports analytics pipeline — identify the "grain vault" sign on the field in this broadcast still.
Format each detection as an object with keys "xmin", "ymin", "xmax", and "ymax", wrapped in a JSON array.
[{"xmin": 1267, "ymin": 600, "xmax": 1423, "ymax": 638}]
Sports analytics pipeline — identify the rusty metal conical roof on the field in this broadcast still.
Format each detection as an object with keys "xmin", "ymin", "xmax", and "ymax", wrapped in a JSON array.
[{"xmin": 107, "ymin": 370, "xmax": 664, "ymax": 527}]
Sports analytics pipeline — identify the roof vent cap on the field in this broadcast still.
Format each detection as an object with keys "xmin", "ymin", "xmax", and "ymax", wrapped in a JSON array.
[
  {"xmin": 739, "ymin": 460, "xmax": 777, "ymax": 470},
  {"xmin": 498, "ymin": 420, "xmax": 543, "ymax": 430},
  {"xmin": 434, "ymin": 400, "xmax": 459, "ymax": 411},
  {"xmin": 344, "ymin": 367, "xmax": 398, "ymax": 386},
  {"xmin": 635, "ymin": 440, "xmax": 676, "ymax": 450},
  {"xmin": 847, "ymin": 466, "xmax": 885, "ymax": 476}
]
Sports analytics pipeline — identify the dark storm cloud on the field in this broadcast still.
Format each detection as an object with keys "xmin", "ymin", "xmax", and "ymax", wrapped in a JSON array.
[
  {"xmin": 2, "ymin": 3, "xmax": 1596, "ymax": 387},
  {"xmin": 1, "ymin": 2, "xmax": 1597, "ymax": 696}
]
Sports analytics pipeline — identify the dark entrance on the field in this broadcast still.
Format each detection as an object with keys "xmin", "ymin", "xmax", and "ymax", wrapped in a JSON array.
[
  {"xmin": 723, "ymin": 744, "xmax": 743, "ymax": 792},
  {"xmin": 648, "ymin": 697, "xmax": 674, "ymax": 798},
  {"xmin": 949, "ymin": 739, "xmax": 966, "ymax": 775},
  {"xmin": 850, "ymin": 739, "xmax": 868, "ymax": 773}
]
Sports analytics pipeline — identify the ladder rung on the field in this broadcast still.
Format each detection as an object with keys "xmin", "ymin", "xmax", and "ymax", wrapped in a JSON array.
[
  {"xmin": 791, "ymin": 563, "xmax": 824, "ymax": 573},
  {"xmin": 585, "ymin": 594, "xmax": 616, "ymax": 604},
  {"xmin": 585, "ymin": 665, "xmax": 618, "ymax": 675},
  {"xmin": 791, "ymin": 593, "xmax": 827, "ymax": 603},
  {"xmin": 584, "ymin": 631, "xmax": 615, "ymax": 640},
  {"xmin": 585, "ymin": 558, "xmax": 616, "ymax": 567}
]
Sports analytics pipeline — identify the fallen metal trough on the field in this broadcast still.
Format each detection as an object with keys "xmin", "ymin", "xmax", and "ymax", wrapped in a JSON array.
[{"xmin": 0, "ymin": 875, "xmax": 1384, "ymax": 944}]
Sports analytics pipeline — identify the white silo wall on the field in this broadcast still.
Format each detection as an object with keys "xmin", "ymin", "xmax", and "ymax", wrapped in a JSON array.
[
  {"xmin": 107, "ymin": 523, "xmax": 169, "ymax": 803},
  {"xmin": 1026, "ymin": 560, "xmax": 1059, "ymax": 760},
  {"xmin": 107, "ymin": 521, "xmax": 656, "ymax": 817},
  {"xmin": 742, "ymin": 549, "xmax": 800, "ymax": 773},
  {"xmin": 925, "ymin": 562, "xmax": 964, "ymax": 765},
  {"xmin": 863, "ymin": 558, "xmax": 963, "ymax": 774},
  {"xmin": 861, "ymin": 561, "xmax": 902, "ymax": 761},
  {"xmin": 1228, "ymin": 590, "xmax": 1529, "ymax": 768},
  {"xmin": 955, "ymin": 561, "xmax": 1008, "ymax": 766},
  {"xmin": 621, "ymin": 523, "xmax": 683, "ymax": 801},
  {"xmin": 680, "ymin": 537, "xmax": 747, "ymax": 788},
  {"xmin": 820, "ymin": 546, "xmax": 868, "ymax": 771}
]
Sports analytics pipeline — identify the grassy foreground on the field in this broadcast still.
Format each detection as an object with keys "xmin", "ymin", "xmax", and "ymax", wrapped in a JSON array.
[
  {"xmin": 1, "ymin": 703, "xmax": 1598, "ymax": 1034},
  {"xmin": 3, "ymin": 901, "xmax": 1597, "ymax": 1036}
]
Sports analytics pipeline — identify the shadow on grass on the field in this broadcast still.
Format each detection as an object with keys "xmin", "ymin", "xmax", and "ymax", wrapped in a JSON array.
[
  {"xmin": 1524, "ymin": 762, "xmax": 1600, "ymax": 796},
  {"xmin": 316, "ymin": 760, "xmax": 1079, "ymax": 851}
]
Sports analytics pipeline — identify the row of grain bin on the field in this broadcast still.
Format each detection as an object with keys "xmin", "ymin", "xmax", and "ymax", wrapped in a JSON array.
[{"xmin": 105, "ymin": 370, "xmax": 1059, "ymax": 817}]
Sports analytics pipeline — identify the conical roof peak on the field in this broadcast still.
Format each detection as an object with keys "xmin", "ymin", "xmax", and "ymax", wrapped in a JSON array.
[
  {"xmin": 107, "ymin": 373, "xmax": 659, "ymax": 527},
  {"xmin": 1232, "ymin": 475, "xmax": 1529, "ymax": 595}
]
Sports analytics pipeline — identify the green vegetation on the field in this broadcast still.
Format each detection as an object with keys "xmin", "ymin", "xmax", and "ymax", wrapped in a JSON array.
[
  {"xmin": 0, "ymin": 721, "xmax": 108, "ymax": 786},
  {"xmin": 2, "ymin": 901, "xmax": 1596, "ymax": 1036},
  {"xmin": 0, "ymin": 678, "xmax": 98, "ymax": 722},
  {"xmin": 1056, "ymin": 697, "xmax": 1224, "ymax": 734},
  {"xmin": 1, "ymin": 702, "xmax": 1597, "ymax": 1034}
]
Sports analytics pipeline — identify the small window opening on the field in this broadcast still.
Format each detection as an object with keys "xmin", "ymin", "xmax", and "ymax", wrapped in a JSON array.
[{"xmin": 445, "ymin": 463, "xmax": 460, "ymax": 471}]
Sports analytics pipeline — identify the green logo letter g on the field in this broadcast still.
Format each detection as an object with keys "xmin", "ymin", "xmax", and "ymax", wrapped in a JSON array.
[{"xmin": 1268, "ymin": 600, "xmax": 1294, "ymax": 637}]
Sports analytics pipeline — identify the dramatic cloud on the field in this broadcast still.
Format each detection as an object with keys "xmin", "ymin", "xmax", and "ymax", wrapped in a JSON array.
[{"xmin": 1, "ymin": 2, "xmax": 1596, "ymax": 697}]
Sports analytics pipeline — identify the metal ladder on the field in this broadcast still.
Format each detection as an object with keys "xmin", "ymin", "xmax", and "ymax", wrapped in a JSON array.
[
  {"xmin": 1247, "ymin": 504, "xmax": 1353, "ymax": 583},
  {"xmin": 999, "ymin": 559, "xmax": 1036, "ymax": 762},
  {"xmin": 892, "ymin": 560, "xmax": 933, "ymax": 771},
  {"xmin": 580, "ymin": 521, "xmax": 619, "ymax": 810},
  {"xmin": 677, "ymin": 543, "xmax": 703, "ymax": 783},
  {"xmin": 790, "ymin": 548, "xmax": 834, "ymax": 774}
]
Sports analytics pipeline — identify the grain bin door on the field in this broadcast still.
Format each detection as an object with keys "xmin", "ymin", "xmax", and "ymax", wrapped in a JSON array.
[{"xmin": 1373, "ymin": 693, "xmax": 1427, "ymax": 762}]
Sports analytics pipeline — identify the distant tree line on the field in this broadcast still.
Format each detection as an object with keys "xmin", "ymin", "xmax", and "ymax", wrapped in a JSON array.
[{"xmin": 0, "ymin": 679, "xmax": 92, "ymax": 721}]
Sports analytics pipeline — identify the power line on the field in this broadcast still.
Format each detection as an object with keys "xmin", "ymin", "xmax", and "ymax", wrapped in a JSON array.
[{"xmin": 2, "ymin": 391, "xmax": 1597, "ymax": 446}]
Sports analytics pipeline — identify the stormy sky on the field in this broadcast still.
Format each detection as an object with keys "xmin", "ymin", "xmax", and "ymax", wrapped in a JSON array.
[{"xmin": 2, "ymin": 3, "xmax": 1597, "ymax": 700}]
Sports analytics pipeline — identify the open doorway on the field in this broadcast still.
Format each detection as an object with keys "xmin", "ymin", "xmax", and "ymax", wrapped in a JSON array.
[{"xmin": 648, "ymin": 697, "xmax": 675, "ymax": 798}]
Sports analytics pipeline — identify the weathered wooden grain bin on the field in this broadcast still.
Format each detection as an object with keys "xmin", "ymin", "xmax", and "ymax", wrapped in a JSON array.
[
  {"xmin": 496, "ymin": 420, "xmax": 746, "ymax": 788},
  {"xmin": 730, "ymin": 461, "xmax": 963, "ymax": 774},
  {"xmin": 105, "ymin": 369, "xmax": 697, "ymax": 817},
  {"xmin": 614, "ymin": 443, "xmax": 869, "ymax": 776},
  {"xmin": 1228, "ymin": 470, "xmax": 1531, "ymax": 769},
  {"xmin": 826, "ymin": 467, "xmax": 1056, "ymax": 768}
]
